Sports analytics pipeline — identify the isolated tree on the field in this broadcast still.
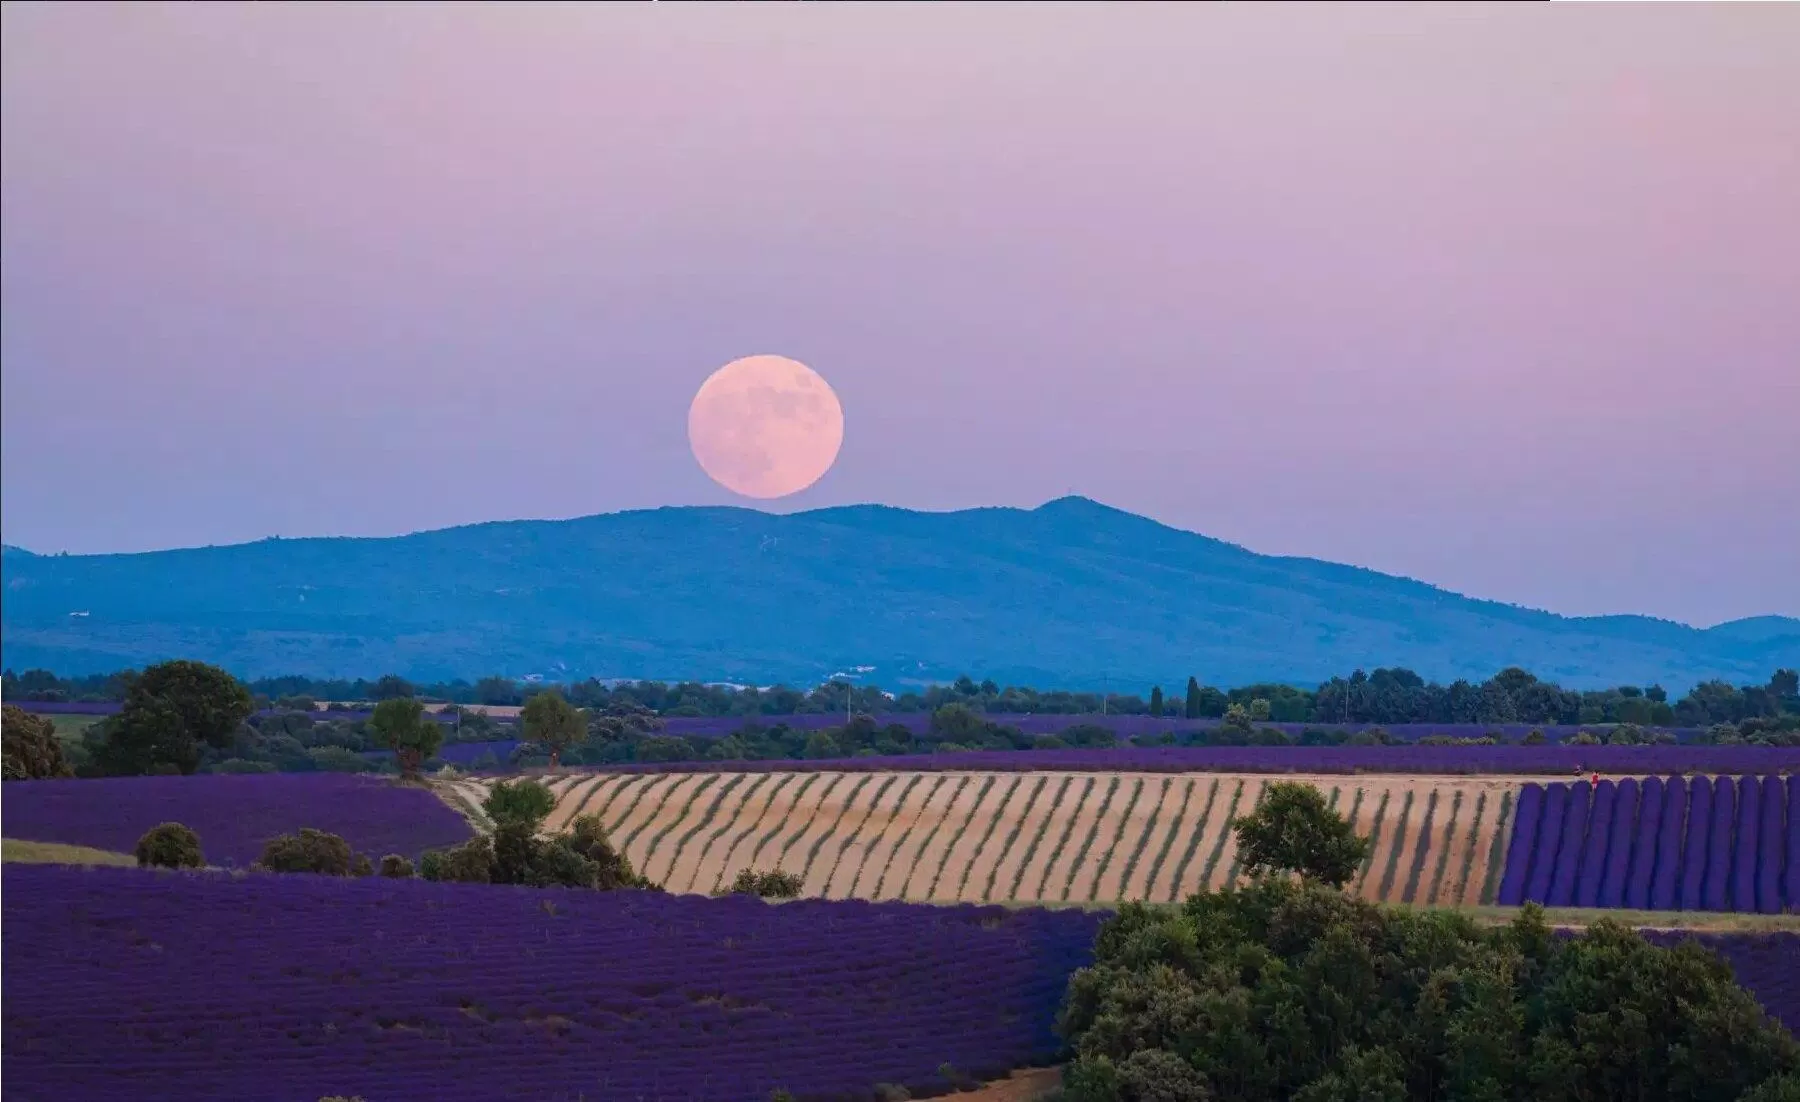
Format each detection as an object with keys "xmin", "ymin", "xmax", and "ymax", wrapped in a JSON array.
[
  {"xmin": 1249, "ymin": 696, "xmax": 1272, "ymax": 721},
  {"xmin": 378, "ymin": 854, "xmax": 414, "ymax": 878},
  {"xmin": 1221, "ymin": 702, "xmax": 1255, "ymax": 736},
  {"xmin": 483, "ymin": 778, "xmax": 556, "ymax": 829},
  {"xmin": 99, "ymin": 660, "xmax": 252, "ymax": 775},
  {"xmin": 521, "ymin": 689, "xmax": 585, "ymax": 768},
  {"xmin": 3, "ymin": 705, "xmax": 72, "ymax": 780},
  {"xmin": 135, "ymin": 822, "xmax": 204, "ymax": 869},
  {"xmin": 369, "ymin": 697, "xmax": 442, "ymax": 778},
  {"xmin": 1184, "ymin": 676, "xmax": 1203, "ymax": 719},
  {"xmin": 1148, "ymin": 686, "xmax": 1164, "ymax": 717},
  {"xmin": 1232, "ymin": 780, "xmax": 1371, "ymax": 887}
]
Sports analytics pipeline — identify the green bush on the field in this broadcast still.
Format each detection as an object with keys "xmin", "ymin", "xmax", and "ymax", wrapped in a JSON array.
[
  {"xmin": 257, "ymin": 828, "xmax": 354, "ymax": 876},
  {"xmin": 351, "ymin": 853, "xmax": 373, "ymax": 877},
  {"xmin": 212, "ymin": 758, "xmax": 278, "ymax": 774},
  {"xmin": 727, "ymin": 868, "xmax": 803, "ymax": 899},
  {"xmin": 2, "ymin": 704, "xmax": 73, "ymax": 780},
  {"xmin": 1057, "ymin": 881, "xmax": 1799, "ymax": 1102},
  {"xmin": 483, "ymin": 778, "xmax": 556, "ymax": 830},
  {"xmin": 378, "ymin": 854, "xmax": 414, "ymax": 878},
  {"xmin": 420, "ymin": 836, "xmax": 495, "ymax": 883},
  {"xmin": 135, "ymin": 822, "xmax": 204, "ymax": 869}
]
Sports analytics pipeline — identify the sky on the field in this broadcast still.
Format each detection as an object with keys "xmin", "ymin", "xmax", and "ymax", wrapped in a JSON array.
[{"xmin": 3, "ymin": 2, "xmax": 1796, "ymax": 627}]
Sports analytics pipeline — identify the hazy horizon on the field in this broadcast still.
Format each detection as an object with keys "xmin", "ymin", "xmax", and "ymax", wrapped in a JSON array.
[{"xmin": 4, "ymin": 3, "xmax": 1797, "ymax": 625}]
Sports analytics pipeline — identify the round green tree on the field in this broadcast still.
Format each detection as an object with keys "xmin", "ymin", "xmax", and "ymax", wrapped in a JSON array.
[
  {"xmin": 135, "ymin": 822, "xmax": 204, "ymax": 869},
  {"xmin": 1232, "ymin": 780, "xmax": 1371, "ymax": 888}
]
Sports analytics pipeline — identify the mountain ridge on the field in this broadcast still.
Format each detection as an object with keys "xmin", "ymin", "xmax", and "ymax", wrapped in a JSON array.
[{"xmin": 2, "ymin": 497, "xmax": 1793, "ymax": 690}]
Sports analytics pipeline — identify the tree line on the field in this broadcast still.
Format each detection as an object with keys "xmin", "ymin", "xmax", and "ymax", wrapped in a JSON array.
[
  {"xmin": 7, "ymin": 663, "xmax": 1798, "ymax": 730},
  {"xmin": 8, "ymin": 657, "xmax": 1797, "ymax": 782}
]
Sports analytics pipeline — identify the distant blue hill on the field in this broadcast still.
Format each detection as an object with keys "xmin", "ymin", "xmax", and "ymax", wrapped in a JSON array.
[{"xmin": 2, "ymin": 497, "xmax": 1794, "ymax": 690}]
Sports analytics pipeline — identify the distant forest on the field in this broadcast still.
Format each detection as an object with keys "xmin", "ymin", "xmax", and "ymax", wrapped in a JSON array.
[{"xmin": 8, "ymin": 664, "xmax": 1798, "ymax": 730}]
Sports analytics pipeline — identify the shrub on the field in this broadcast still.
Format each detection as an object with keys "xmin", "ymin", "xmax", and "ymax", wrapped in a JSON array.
[
  {"xmin": 378, "ymin": 854, "xmax": 414, "ymax": 878},
  {"xmin": 728, "ymin": 868, "xmax": 804, "ymax": 899},
  {"xmin": 351, "ymin": 853, "xmax": 373, "ymax": 877},
  {"xmin": 420, "ymin": 836, "xmax": 495, "ymax": 883},
  {"xmin": 257, "ymin": 828, "xmax": 354, "ymax": 876},
  {"xmin": 483, "ymin": 778, "xmax": 556, "ymax": 830},
  {"xmin": 135, "ymin": 822, "xmax": 204, "ymax": 869},
  {"xmin": 2, "ymin": 705, "xmax": 74, "ymax": 780}
]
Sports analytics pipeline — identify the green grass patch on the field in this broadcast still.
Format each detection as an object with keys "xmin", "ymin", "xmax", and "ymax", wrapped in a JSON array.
[
  {"xmin": 1477, "ymin": 790, "xmax": 1515, "ymax": 905},
  {"xmin": 1166, "ymin": 778, "xmax": 1223, "ymax": 902},
  {"xmin": 1060, "ymin": 777, "xmax": 1121, "ymax": 902},
  {"xmin": 2, "ymin": 839, "xmax": 137, "ymax": 867},
  {"xmin": 978, "ymin": 775, "xmax": 1049, "ymax": 902},
  {"xmin": 873, "ymin": 775, "xmax": 953, "ymax": 898},
  {"xmin": 1086, "ymin": 778, "xmax": 1147, "ymax": 902},
  {"xmin": 1033, "ymin": 776, "xmax": 1098, "ymax": 900},
  {"xmin": 1113, "ymin": 778, "xmax": 1171, "ymax": 902},
  {"xmin": 1006, "ymin": 775, "xmax": 1075, "ymax": 900},
  {"xmin": 926, "ymin": 774, "xmax": 1000, "ymax": 899},
  {"xmin": 1400, "ymin": 790, "xmax": 1439, "ymax": 905}
]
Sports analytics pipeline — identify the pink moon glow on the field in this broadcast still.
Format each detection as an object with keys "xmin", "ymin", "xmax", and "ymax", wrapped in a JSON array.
[{"xmin": 687, "ymin": 355, "xmax": 845, "ymax": 499}]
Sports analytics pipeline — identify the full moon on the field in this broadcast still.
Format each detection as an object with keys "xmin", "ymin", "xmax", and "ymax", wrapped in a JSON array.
[{"xmin": 687, "ymin": 355, "xmax": 845, "ymax": 499}]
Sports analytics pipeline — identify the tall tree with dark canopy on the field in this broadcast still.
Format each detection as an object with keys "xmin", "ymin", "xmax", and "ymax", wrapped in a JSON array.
[
  {"xmin": 97, "ymin": 659, "xmax": 252, "ymax": 775},
  {"xmin": 1148, "ymin": 685, "xmax": 1164, "ymax": 717},
  {"xmin": 521, "ymin": 689, "xmax": 585, "ymax": 768},
  {"xmin": 2, "ymin": 704, "xmax": 72, "ymax": 780},
  {"xmin": 369, "ymin": 697, "xmax": 442, "ymax": 778},
  {"xmin": 1184, "ymin": 676, "xmax": 1203, "ymax": 719},
  {"xmin": 1233, "ymin": 779, "xmax": 1371, "ymax": 887}
]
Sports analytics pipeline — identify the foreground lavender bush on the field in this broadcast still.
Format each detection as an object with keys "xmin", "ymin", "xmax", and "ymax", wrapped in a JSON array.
[
  {"xmin": 3, "ymin": 865, "xmax": 1101, "ymax": 1101},
  {"xmin": 0, "ymin": 773, "xmax": 473, "ymax": 866}
]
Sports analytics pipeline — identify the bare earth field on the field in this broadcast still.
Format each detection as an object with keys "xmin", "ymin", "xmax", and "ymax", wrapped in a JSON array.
[{"xmin": 454, "ymin": 770, "xmax": 1541, "ymax": 907}]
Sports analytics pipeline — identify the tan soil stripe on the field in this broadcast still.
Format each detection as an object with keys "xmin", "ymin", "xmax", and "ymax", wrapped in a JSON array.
[
  {"xmin": 954, "ymin": 775, "xmax": 1040, "ymax": 902},
  {"xmin": 695, "ymin": 772, "xmax": 801, "ymax": 894},
  {"xmin": 872, "ymin": 775, "xmax": 960, "ymax": 900},
  {"xmin": 828, "ymin": 774, "xmax": 916, "ymax": 899},
  {"xmin": 1035, "ymin": 776, "xmax": 1109, "ymax": 903},
  {"xmin": 808, "ymin": 774, "xmax": 893, "ymax": 896},
  {"xmin": 903, "ymin": 775, "xmax": 987, "ymax": 901},
  {"xmin": 680, "ymin": 773, "xmax": 772, "ymax": 893},
  {"xmin": 1136, "ymin": 777, "xmax": 1196, "ymax": 901}
]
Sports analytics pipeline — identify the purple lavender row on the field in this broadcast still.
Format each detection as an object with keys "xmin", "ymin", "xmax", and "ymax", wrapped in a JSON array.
[{"xmin": 1500, "ymin": 774, "xmax": 1794, "ymax": 913}]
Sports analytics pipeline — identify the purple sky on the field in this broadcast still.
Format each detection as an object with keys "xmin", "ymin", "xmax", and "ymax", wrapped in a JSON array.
[{"xmin": 3, "ymin": 3, "xmax": 1796, "ymax": 626}]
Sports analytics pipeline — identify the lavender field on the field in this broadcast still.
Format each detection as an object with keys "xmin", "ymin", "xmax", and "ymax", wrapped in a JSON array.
[
  {"xmin": 1, "ymin": 865, "xmax": 1100, "ymax": 1101},
  {"xmin": 1497, "ymin": 775, "xmax": 1799, "ymax": 914},
  {"xmin": 0, "ymin": 774, "xmax": 473, "ymax": 867},
  {"xmin": 593, "ymin": 744, "xmax": 1800, "ymax": 777}
]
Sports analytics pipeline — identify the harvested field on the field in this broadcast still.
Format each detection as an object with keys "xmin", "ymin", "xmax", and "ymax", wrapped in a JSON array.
[{"xmin": 455, "ymin": 771, "xmax": 1533, "ymax": 906}]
